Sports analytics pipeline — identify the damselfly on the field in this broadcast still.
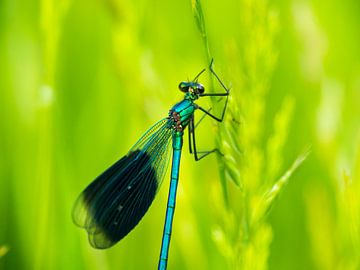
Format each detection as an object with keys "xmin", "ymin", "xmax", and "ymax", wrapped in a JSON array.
[{"xmin": 72, "ymin": 60, "xmax": 229, "ymax": 269}]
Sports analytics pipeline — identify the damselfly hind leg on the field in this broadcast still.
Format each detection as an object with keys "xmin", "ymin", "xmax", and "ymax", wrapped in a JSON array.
[{"xmin": 188, "ymin": 116, "xmax": 222, "ymax": 161}]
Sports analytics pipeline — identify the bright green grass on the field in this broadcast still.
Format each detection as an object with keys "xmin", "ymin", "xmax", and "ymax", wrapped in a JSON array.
[{"xmin": 0, "ymin": 0, "xmax": 360, "ymax": 269}]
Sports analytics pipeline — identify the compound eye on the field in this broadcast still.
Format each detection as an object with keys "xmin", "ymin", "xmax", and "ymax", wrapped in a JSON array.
[
  {"xmin": 178, "ymin": 82, "xmax": 189, "ymax": 92},
  {"xmin": 197, "ymin": 84, "xmax": 205, "ymax": 94}
]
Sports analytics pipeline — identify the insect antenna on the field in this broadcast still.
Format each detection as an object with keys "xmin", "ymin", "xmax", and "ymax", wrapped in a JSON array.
[{"xmin": 193, "ymin": 68, "xmax": 206, "ymax": 82}]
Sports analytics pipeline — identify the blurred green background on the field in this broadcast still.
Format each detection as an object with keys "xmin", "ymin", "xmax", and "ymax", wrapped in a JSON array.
[{"xmin": 1, "ymin": 0, "xmax": 360, "ymax": 269}]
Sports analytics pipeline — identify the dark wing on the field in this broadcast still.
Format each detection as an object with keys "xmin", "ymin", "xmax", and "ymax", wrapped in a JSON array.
[{"xmin": 72, "ymin": 118, "xmax": 173, "ymax": 249}]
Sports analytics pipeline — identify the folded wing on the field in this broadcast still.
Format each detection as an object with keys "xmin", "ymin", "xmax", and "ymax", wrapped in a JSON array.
[{"xmin": 72, "ymin": 118, "xmax": 173, "ymax": 249}]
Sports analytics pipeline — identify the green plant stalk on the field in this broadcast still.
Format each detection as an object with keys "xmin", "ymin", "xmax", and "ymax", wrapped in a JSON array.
[
  {"xmin": 191, "ymin": 0, "xmax": 230, "ymax": 208},
  {"xmin": 192, "ymin": 0, "xmax": 308, "ymax": 269}
]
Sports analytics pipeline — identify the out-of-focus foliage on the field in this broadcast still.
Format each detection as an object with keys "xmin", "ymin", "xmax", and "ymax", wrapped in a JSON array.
[{"xmin": 0, "ymin": 0, "xmax": 359, "ymax": 269}]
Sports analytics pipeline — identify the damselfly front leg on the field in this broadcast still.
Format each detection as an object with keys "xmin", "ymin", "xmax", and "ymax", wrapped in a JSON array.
[{"xmin": 188, "ymin": 59, "xmax": 230, "ymax": 161}]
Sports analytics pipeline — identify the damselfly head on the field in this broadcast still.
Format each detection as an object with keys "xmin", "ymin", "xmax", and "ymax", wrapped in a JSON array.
[{"xmin": 178, "ymin": 81, "xmax": 205, "ymax": 95}]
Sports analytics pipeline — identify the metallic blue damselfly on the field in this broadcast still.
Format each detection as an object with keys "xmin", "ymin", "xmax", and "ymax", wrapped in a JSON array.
[{"xmin": 72, "ymin": 60, "xmax": 229, "ymax": 269}]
